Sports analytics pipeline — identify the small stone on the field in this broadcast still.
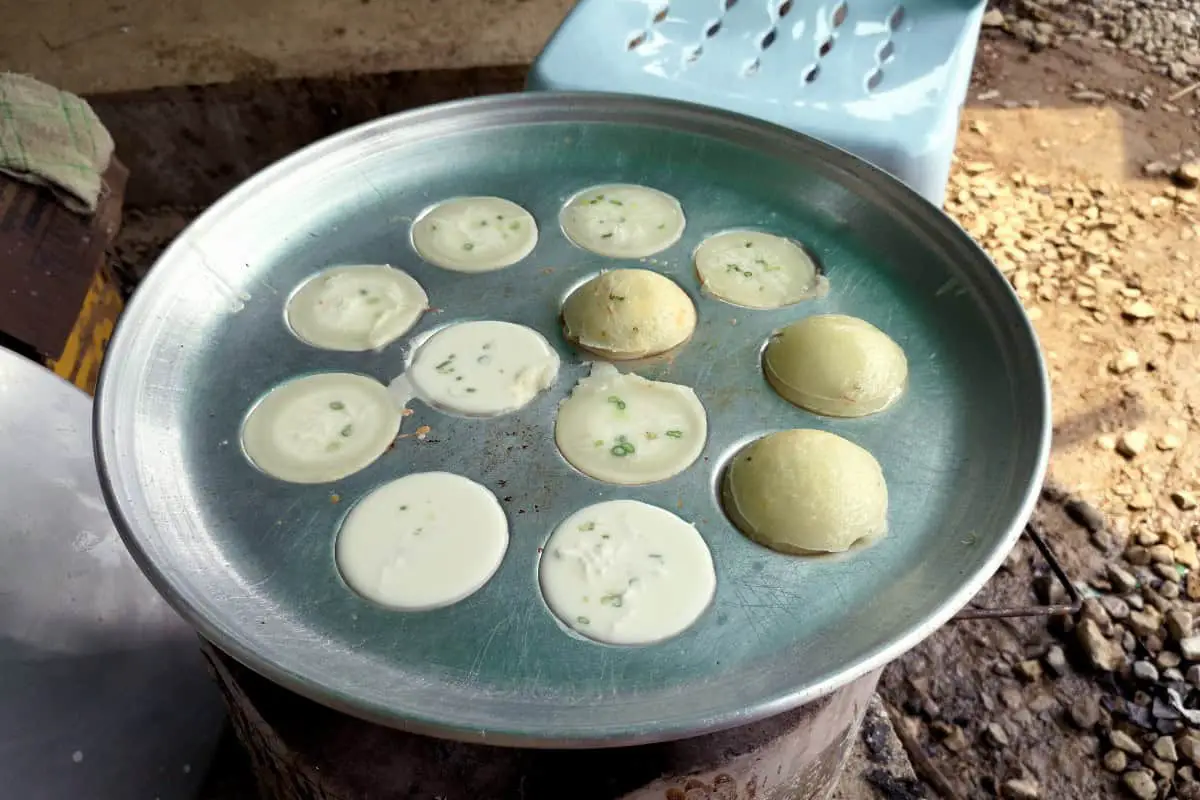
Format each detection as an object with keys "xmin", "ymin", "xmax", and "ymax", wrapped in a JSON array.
[
  {"xmin": 1126, "ymin": 546, "xmax": 1152, "ymax": 566},
  {"xmin": 1129, "ymin": 609, "xmax": 1163, "ymax": 637},
  {"xmin": 1082, "ymin": 597, "xmax": 1112, "ymax": 625},
  {"xmin": 1123, "ymin": 300, "xmax": 1157, "ymax": 320},
  {"xmin": 1000, "ymin": 687, "xmax": 1023, "ymax": 709},
  {"xmin": 1078, "ymin": 619, "xmax": 1123, "ymax": 671},
  {"xmin": 1154, "ymin": 736, "xmax": 1178, "ymax": 762},
  {"xmin": 1155, "ymin": 563, "xmax": 1182, "ymax": 583},
  {"xmin": 1147, "ymin": 755, "xmax": 1175, "ymax": 780},
  {"xmin": 1137, "ymin": 531, "xmax": 1161, "ymax": 547},
  {"xmin": 1016, "ymin": 659, "xmax": 1043, "ymax": 682},
  {"xmin": 1134, "ymin": 660, "xmax": 1160, "ymax": 681},
  {"xmin": 1001, "ymin": 779, "xmax": 1041, "ymax": 800},
  {"xmin": 1130, "ymin": 491, "xmax": 1157, "ymax": 511},
  {"xmin": 1188, "ymin": 664, "xmax": 1200, "ymax": 686},
  {"xmin": 1097, "ymin": 434, "xmax": 1117, "ymax": 451},
  {"xmin": 1173, "ymin": 491, "xmax": 1198, "ymax": 511},
  {"xmin": 1122, "ymin": 770, "xmax": 1156, "ymax": 800},
  {"xmin": 1175, "ymin": 161, "xmax": 1200, "ymax": 190},
  {"xmin": 1187, "ymin": 571, "xmax": 1200, "ymax": 600},
  {"xmin": 1144, "ymin": 161, "xmax": 1171, "ymax": 178},
  {"xmin": 1169, "ymin": 610, "xmax": 1196, "ymax": 641},
  {"xmin": 981, "ymin": 7, "xmax": 1006, "ymax": 26},
  {"xmin": 1109, "ymin": 564, "xmax": 1139, "ymax": 592},
  {"xmin": 1103, "ymin": 748, "xmax": 1127, "ymax": 772},
  {"xmin": 931, "ymin": 720, "xmax": 968, "ymax": 752},
  {"xmin": 1151, "ymin": 545, "xmax": 1176, "ymax": 565},
  {"xmin": 1070, "ymin": 696, "xmax": 1100, "ymax": 730},
  {"xmin": 1027, "ymin": 693, "xmax": 1056, "ymax": 714},
  {"xmin": 1161, "ymin": 581, "xmax": 1181, "ymax": 599},
  {"xmin": 1144, "ymin": 588, "xmax": 1170, "ymax": 614},
  {"xmin": 1065, "ymin": 498, "xmax": 1106, "ymax": 532},
  {"xmin": 1159, "ymin": 651, "xmax": 1182, "ymax": 669},
  {"xmin": 1100, "ymin": 595, "xmax": 1131, "ymax": 620},
  {"xmin": 1180, "ymin": 635, "xmax": 1200, "ymax": 660},
  {"xmin": 1110, "ymin": 348, "xmax": 1141, "ymax": 373},
  {"xmin": 1180, "ymin": 736, "xmax": 1200, "ymax": 766},
  {"xmin": 1165, "ymin": 667, "xmax": 1185, "ymax": 682},
  {"xmin": 1159, "ymin": 434, "xmax": 1183, "ymax": 451},
  {"xmin": 1045, "ymin": 645, "xmax": 1068, "ymax": 676},
  {"xmin": 984, "ymin": 722, "xmax": 1010, "ymax": 747},
  {"xmin": 1111, "ymin": 729, "xmax": 1144, "ymax": 754},
  {"xmin": 1118, "ymin": 431, "xmax": 1150, "ymax": 458},
  {"xmin": 1176, "ymin": 541, "xmax": 1199, "ymax": 569}
]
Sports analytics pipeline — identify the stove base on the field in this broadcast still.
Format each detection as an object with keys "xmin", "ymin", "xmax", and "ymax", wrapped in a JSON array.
[{"xmin": 201, "ymin": 641, "xmax": 886, "ymax": 800}]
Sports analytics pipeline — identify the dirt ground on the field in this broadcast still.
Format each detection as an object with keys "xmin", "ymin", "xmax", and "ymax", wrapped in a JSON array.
[{"xmin": 877, "ymin": 29, "xmax": 1200, "ymax": 800}]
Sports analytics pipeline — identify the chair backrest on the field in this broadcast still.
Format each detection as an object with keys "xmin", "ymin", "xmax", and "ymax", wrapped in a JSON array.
[{"xmin": 539, "ymin": 0, "xmax": 987, "ymax": 105}]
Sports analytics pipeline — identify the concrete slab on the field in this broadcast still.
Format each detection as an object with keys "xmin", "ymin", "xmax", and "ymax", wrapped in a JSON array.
[{"xmin": 0, "ymin": 0, "xmax": 574, "ymax": 94}]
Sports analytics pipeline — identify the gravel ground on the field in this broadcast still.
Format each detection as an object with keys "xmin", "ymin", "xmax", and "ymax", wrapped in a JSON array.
[{"xmin": 992, "ymin": 0, "xmax": 1200, "ymax": 89}]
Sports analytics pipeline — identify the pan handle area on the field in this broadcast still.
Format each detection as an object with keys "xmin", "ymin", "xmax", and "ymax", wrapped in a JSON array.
[{"xmin": 952, "ymin": 523, "xmax": 1081, "ymax": 622}]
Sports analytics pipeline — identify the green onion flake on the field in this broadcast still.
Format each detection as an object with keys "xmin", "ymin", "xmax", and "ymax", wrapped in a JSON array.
[{"xmin": 610, "ymin": 435, "xmax": 636, "ymax": 457}]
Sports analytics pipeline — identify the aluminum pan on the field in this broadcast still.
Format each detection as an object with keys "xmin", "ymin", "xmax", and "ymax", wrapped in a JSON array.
[{"xmin": 95, "ymin": 92, "xmax": 1049, "ymax": 747}]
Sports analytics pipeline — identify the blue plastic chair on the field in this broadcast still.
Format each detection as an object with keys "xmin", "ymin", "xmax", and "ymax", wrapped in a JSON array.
[{"xmin": 526, "ymin": 0, "xmax": 987, "ymax": 205}]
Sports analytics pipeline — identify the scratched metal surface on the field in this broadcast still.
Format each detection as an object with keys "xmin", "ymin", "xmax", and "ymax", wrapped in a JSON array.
[{"xmin": 95, "ymin": 93, "xmax": 1049, "ymax": 748}]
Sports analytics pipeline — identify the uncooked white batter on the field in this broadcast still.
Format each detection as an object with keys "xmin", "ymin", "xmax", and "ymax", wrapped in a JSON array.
[
  {"xmin": 555, "ymin": 364, "xmax": 706, "ymax": 485},
  {"xmin": 694, "ymin": 230, "xmax": 825, "ymax": 309},
  {"xmin": 560, "ymin": 184, "xmax": 686, "ymax": 259},
  {"xmin": 539, "ymin": 500, "xmax": 716, "ymax": 645},
  {"xmin": 406, "ymin": 320, "xmax": 560, "ymax": 416},
  {"xmin": 336, "ymin": 472, "xmax": 509, "ymax": 610},
  {"xmin": 285, "ymin": 264, "xmax": 428, "ymax": 351},
  {"xmin": 241, "ymin": 373, "xmax": 401, "ymax": 484},
  {"xmin": 411, "ymin": 196, "xmax": 538, "ymax": 273}
]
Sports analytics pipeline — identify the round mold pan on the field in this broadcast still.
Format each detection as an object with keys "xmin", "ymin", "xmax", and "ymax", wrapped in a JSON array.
[{"xmin": 95, "ymin": 92, "xmax": 1049, "ymax": 748}]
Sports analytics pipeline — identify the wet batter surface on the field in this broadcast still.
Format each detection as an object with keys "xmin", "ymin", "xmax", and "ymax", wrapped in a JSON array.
[
  {"xmin": 336, "ymin": 471, "xmax": 509, "ymax": 610},
  {"xmin": 555, "ymin": 363, "xmax": 706, "ymax": 485},
  {"xmin": 285, "ymin": 264, "xmax": 428, "ymax": 351},
  {"xmin": 539, "ymin": 499, "xmax": 716, "ymax": 646},
  {"xmin": 560, "ymin": 184, "xmax": 686, "ymax": 259},
  {"xmin": 404, "ymin": 320, "xmax": 560, "ymax": 417},
  {"xmin": 694, "ymin": 230, "xmax": 825, "ymax": 309},
  {"xmin": 411, "ymin": 196, "xmax": 538, "ymax": 273},
  {"xmin": 240, "ymin": 372, "xmax": 401, "ymax": 484}
]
